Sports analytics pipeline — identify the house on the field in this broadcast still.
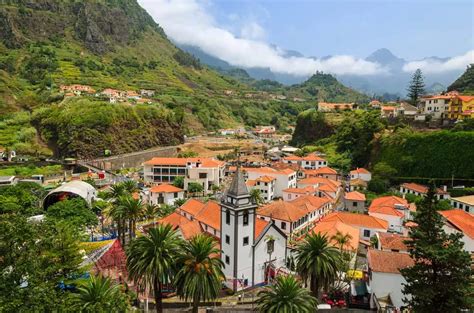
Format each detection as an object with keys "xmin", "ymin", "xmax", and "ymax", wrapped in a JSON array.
[
  {"xmin": 126, "ymin": 90, "xmax": 141, "ymax": 100},
  {"xmin": 440, "ymin": 209, "xmax": 474, "ymax": 253},
  {"xmin": 220, "ymin": 168, "xmax": 287, "ymax": 291},
  {"xmin": 153, "ymin": 212, "xmax": 203, "ymax": 240},
  {"xmin": 282, "ymin": 153, "xmax": 328, "ymax": 170},
  {"xmin": 368, "ymin": 196, "xmax": 416, "ymax": 234},
  {"xmin": 243, "ymin": 167, "xmax": 297, "ymax": 197},
  {"xmin": 349, "ymin": 178, "xmax": 368, "ymax": 191},
  {"xmin": 420, "ymin": 95, "xmax": 452, "ymax": 119},
  {"xmin": 143, "ymin": 157, "xmax": 225, "ymax": 194},
  {"xmin": 282, "ymin": 186, "xmax": 316, "ymax": 201},
  {"xmin": 376, "ymin": 232, "xmax": 409, "ymax": 253},
  {"xmin": 451, "ymin": 195, "xmax": 474, "ymax": 214},
  {"xmin": 308, "ymin": 220, "xmax": 360, "ymax": 252},
  {"xmin": 140, "ymin": 89, "xmax": 155, "ymax": 97},
  {"xmin": 297, "ymin": 177, "xmax": 342, "ymax": 201},
  {"xmin": 60, "ymin": 84, "xmax": 95, "ymax": 95},
  {"xmin": 344, "ymin": 191, "xmax": 366, "ymax": 213},
  {"xmin": 448, "ymin": 95, "xmax": 474, "ymax": 120},
  {"xmin": 0, "ymin": 148, "xmax": 16, "ymax": 161},
  {"xmin": 253, "ymin": 126, "xmax": 276, "ymax": 138},
  {"xmin": 145, "ymin": 184, "xmax": 184, "ymax": 206},
  {"xmin": 322, "ymin": 212, "xmax": 388, "ymax": 241},
  {"xmin": 396, "ymin": 102, "xmax": 418, "ymax": 117},
  {"xmin": 318, "ymin": 102, "xmax": 354, "ymax": 112},
  {"xmin": 101, "ymin": 88, "xmax": 123, "ymax": 98},
  {"xmin": 350, "ymin": 168, "xmax": 371, "ymax": 182},
  {"xmin": 257, "ymin": 200, "xmax": 308, "ymax": 235},
  {"xmin": 0, "ymin": 176, "xmax": 17, "ymax": 186},
  {"xmin": 367, "ymin": 249, "xmax": 413, "ymax": 311},
  {"xmin": 303, "ymin": 166, "xmax": 338, "ymax": 181},
  {"xmin": 246, "ymin": 175, "xmax": 276, "ymax": 203},
  {"xmin": 369, "ymin": 100, "xmax": 382, "ymax": 109},
  {"xmin": 399, "ymin": 182, "xmax": 450, "ymax": 200},
  {"xmin": 380, "ymin": 106, "xmax": 397, "ymax": 118}
]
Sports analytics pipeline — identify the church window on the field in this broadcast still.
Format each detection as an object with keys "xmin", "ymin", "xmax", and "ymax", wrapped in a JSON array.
[
  {"xmin": 225, "ymin": 235, "xmax": 230, "ymax": 244},
  {"xmin": 243, "ymin": 211, "xmax": 249, "ymax": 225},
  {"xmin": 226, "ymin": 210, "xmax": 230, "ymax": 224},
  {"xmin": 225, "ymin": 255, "xmax": 230, "ymax": 264},
  {"xmin": 243, "ymin": 236, "xmax": 249, "ymax": 246}
]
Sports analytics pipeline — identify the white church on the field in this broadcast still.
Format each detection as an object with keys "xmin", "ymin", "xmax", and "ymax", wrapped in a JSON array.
[{"xmin": 220, "ymin": 167, "xmax": 288, "ymax": 291}]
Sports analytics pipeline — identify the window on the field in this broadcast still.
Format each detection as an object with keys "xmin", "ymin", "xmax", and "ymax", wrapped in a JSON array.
[
  {"xmin": 353, "ymin": 201, "xmax": 357, "ymax": 207},
  {"xmin": 243, "ymin": 236, "xmax": 249, "ymax": 246},
  {"xmin": 199, "ymin": 173, "xmax": 207, "ymax": 179},
  {"xmin": 281, "ymin": 222, "xmax": 286, "ymax": 230},
  {"xmin": 225, "ymin": 255, "xmax": 230, "ymax": 265},
  {"xmin": 243, "ymin": 211, "xmax": 249, "ymax": 225},
  {"xmin": 363, "ymin": 229, "xmax": 370, "ymax": 237},
  {"xmin": 225, "ymin": 235, "xmax": 230, "ymax": 244},
  {"xmin": 174, "ymin": 192, "xmax": 178, "ymax": 198},
  {"xmin": 226, "ymin": 210, "xmax": 230, "ymax": 225}
]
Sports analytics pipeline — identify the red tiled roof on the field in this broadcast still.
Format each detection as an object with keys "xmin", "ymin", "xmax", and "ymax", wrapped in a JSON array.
[
  {"xmin": 298, "ymin": 177, "xmax": 340, "ymax": 187},
  {"xmin": 439, "ymin": 209, "xmax": 474, "ymax": 239},
  {"xmin": 304, "ymin": 166, "xmax": 337, "ymax": 176},
  {"xmin": 255, "ymin": 219, "xmax": 269, "ymax": 238},
  {"xmin": 195, "ymin": 201, "xmax": 221, "ymax": 231},
  {"xmin": 150, "ymin": 184, "xmax": 183, "ymax": 193},
  {"xmin": 309, "ymin": 220, "xmax": 360, "ymax": 251},
  {"xmin": 368, "ymin": 249, "xmax": 413, "ymax": 274},
  {"xmin": 401, "ymin": 182, "xmax": 448, "ymax": 195},
  {"xmin": 350, "ymin": 168, "xmax": 370, "ymax": 175},
  {"xmin": 290, "ymin": 195, "xmax": 331, "ymax": 213},
  {"xmin": 345, "ymin": 191, "xmax": 366, "ymax": 201},
  {"xmin": 378, "ymin": 232, "xmax": 409, "ymax": 251},
  {"xmin": 368, "ymin": 196, "xmax": 410, "ymax": 217},
  {"xmin": 257, "ymin": 175, "xmax": 276, "ymax": 183},
  {"xmin": 157, "ymin": 212, "xmax": 188, "ymax": 229},
  {"xmin": 283, "ymin": 186, "xmax": 315, "ymax": 194},
  {"xmin": 258, "ymin": 200, "xmax": 307, "ymax": 222},
  {"xmin": 180, "ymin": 220, "xmax": 203, "ymax": 239},
  {"xmin": 144, "ymin": 157, "xmax": 225, "ymax": 167},
  {"xmin": 323, "ymin": 212, "xmax": 388, "ymax": 230},
  {"xmin": 244, "ymin": 167, "xmax": 295, "ymax": 176},
  {"xmin": 457, "ymin": 95, "xmax": 474, "ymax": 102},
  {"xmin": 179, "ymin": 199, "xmax": 205, "ymax": 216}
]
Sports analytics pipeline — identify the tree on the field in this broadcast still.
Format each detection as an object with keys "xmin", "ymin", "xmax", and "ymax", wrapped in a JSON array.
[
  {"xmin": 45, "ymin": 198, "xmax": 98, "ymax": 230},
  {"xmin": 256, "ymin": 275, "xmax": 317, "ymax": 313},
  {"xmin": 296, "ymin": 233, "xmax": 341, "ymax": 298},
  {"xmin": 173, "ymin": 176, "xmax": 184, "ymax": 189},
  {"xmin": 106, "ymin": 203, "xmax": 127, "ymax": 246},
  {"xmin": 250, "ymin": 188, "xmax": 264, "ymax": 205},
  {"xmin": 175, "ymin": 234, "xmax": 224, "ymax": 313},
  {"xmin": 407, "ymin": 69, "xmax": 425, "ymax": 106},
  {"xmin": 144, "ymin": 203, "xmax": 159, "ymax": 220},
  {"xmin": 73, "ymin": 275, "xmax": 130, "ymax": 312},
  {"xmin": 331, "ymin": 230, "xmax": 353, "ymax": 252},
  {"xmin": 121, "ymin": 180, "xmax": 138, "ymax": 194},
  {"xmin": 126, "ymin": 224, "xmax": 182, "ymax": 313},
  {"xmin": 188, "ymin": 182, "xmax": 204, "ymax": 196},
  {"xmin": 290, "ymin": 109, "xmax": 334, "ymax": 146},
  {"xmin": 400, "ymin": 186, "xmax": 472, "ymax": 312},
  {"xmin": 119, "ymin": 196, "xmax": 144, "ymax": 239}
]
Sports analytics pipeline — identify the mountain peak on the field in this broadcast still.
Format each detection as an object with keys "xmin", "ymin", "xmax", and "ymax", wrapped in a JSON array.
[{"xmin": 366, "ymin": 48, "xmax": 404, "ymax": 65}]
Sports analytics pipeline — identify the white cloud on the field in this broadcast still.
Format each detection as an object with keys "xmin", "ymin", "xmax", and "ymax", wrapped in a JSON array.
[
  {"xmin": 138, "ymin": 0, "xmax": 387, "ymax": 76},
  {"xmin": 403, "ymin": 50, "xmax": 474, "ymax": 74}
]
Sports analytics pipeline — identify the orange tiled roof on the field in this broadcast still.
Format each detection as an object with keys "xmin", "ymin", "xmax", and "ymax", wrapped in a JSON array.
[
  {"xmin": 378, "ymin": 232, "xmax": 409, "ymax": 251},
  {"xmin": 256, "ymin": 175, "xmax": 276, "ymax": 183},
  {"xmin": 319, "ymin": 102, "xmax": 354, "ymax": 110},
  {"xmin": 298, "ymin": 177, "xmax": 340, "ymax": 187},
  {"xmin": 401, "ymin": 182, "xmax": 448, "ymax": 195},
  {"xmin": 132, "ymin": 192, "xmax": 140, "ymax": 200},
  {"xmin": 180, "ymin": 220, "xmax": 203, "ymax": 239},
  {"xmin": 439, "ymin": 209, "xmax": 474, "ymax": 239},
  {"xmin": 304, "ymin": 167, "xmax": 337, "ymax": 176},
  {"xmin": 457, "ymin": 95, "xmax": 474, "ymax": 102},
  {"xmin": 255, "ymin": 218, "xmax": 269, "ymax": 238},
  {"xmin": 246, "ymin": 179, "xmax": 256, "ymax": 187},
  {"xmin": 144, "ymin": 157, "xmax": 225, "ymax": 167},
  {"xmin": 244, "ymin": 167, "xmax": 295, "ymax": 176},
  {"xmin": 258, "ymin": 200, "xmax": 307, "ymax": 222},
  {"xmin": 345, "ymin": 191, "xmax": 366, "ymax": 201},
  {"xmin": 368, "ymin": 249, "xmax": 413, "ymax": 274},
  {"xmin": 324, "ymin": 212, "xmax": 389, "ymax": 230},
  {"xmin": 157, "ymin": 212, "xmax": 188, "ymax": 229},
  {"xmin": 195, "ymin": 201, "xmax": 221, "ymax": 231},
  {"xmin": 301, "ymin": 154, "xmax": 326, "ymax": 162},
  {"xmin": 350, "ymin": 168, "xmax": 370, "ymax": 175},
  {"xmin": 319, "ymin": 184, "xmax": 338, "ymax": 193},
  {"xmin": 309, "ymin": 220, "xmax": 360, "ymax": 251},
  {"xmin": 368, "ymin": 196, "xmax": 410, "ymax": 217},
  {"xmin": 150, "ymin": 184, "xmax": 183, "ymax": 193},
  {"xmin": 180, "ymin": 199, "xmax": 205, "ymax": 216},
  {"xmin": 283, "ymin": 186, "xmax": 315, "ymax": 194},
  {"xmin": 382, "ymin": 106, "xmax": 396, "ymax": 111},
  {"xmin": 290, "ymin": 195, "xmax": 331, "ymax": 213}
]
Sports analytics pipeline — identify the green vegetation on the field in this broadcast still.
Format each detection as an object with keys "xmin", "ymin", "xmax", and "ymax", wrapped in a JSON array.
[
  {"xmin": 0, "ymin": 182, "xmax": 45, "ymax": 215},
  {"xmin": 0, "ymin": 164, "xmax": 62, "ymax": 177},
  {"xmin": 448, "ymin": 64, "xmax": 474, "ymax": 93},
  {"xmin": 290, "ymin": 109, "xmax": 334, "ymax": 146},
  {"xmin": 46, "ymin": 198, "xmax": 98, "ymax": 230},
  {"xmin": 406, "ymin": 69, "xmax": 425, "ymax": 105},
  {"xmin": 256, "ymin": 275, "xmax": 318, "ymax": 313},
  {"xmin": 401, "ymin": 187, "xmax": 472, "ymax": 312}
]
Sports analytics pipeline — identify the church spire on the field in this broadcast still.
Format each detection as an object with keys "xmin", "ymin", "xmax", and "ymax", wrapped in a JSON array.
[{"xmin": 227, "ymin": 165, "xmax": 249, "ymax": 197}]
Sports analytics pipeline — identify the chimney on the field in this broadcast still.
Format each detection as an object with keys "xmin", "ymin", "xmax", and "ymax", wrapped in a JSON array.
[{"xmin": 442, "ymin": 185, "xmax": 447, "ymax": 192}]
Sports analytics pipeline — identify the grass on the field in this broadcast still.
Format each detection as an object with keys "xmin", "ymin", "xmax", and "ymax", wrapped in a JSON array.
[{"xmin": 0, "ymin": 165, "xmax": 63, "ymax": 177}]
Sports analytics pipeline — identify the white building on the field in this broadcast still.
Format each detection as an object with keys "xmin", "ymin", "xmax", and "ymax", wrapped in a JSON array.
[
  {"xmin": 440, "ymin": 209, "xmax": 474, "ymax": 253},
  {"xmin": 350, "ymin": 168, "xmax": 372, "ymax": 182},
  {"xmin": 344, "ymin": 191, "xmax": 366, "ymax": 213},
  {"xmin": 143, "ymin": 157, "xmax": 225, "ymax": 194},
  {"xmin": 322, "ymin": 212, "xmax": 388, "ymax": 241},
  {"xmin": 220, "ymin": 168, "xmax": 287, "ymax": 291},
  {"xmin": 246, "ymin": 175, "xmax": 276, "ymax": 203},
  {"xmin": 420, "ymin": 95, "xmax": 451, "ymax": 119},
  {"xmin": 243, "ymin": 167, "xmax": 296, "ymax": 197},
  {"xmin": 297, "ymin": 177, "xmax": 342, "ymax": 201},
  {"xmin": 0, "ymin": 175, "xmax": 17, "ymax": 186},
  {"xmin": 367, "ymin": 249, "xmax": 413, "ymax": 311},
  {"xmin": 145, "ymin": 184, "xmax": 184, "ymax": 206},
  {"xmin": 399, "ymin": 182, "xmax": 450, "ymax": 200},
  {"xmin": 368, "ymin": 196, "xmax": 416, "ymax": 234},
  {"xmin": 42, "ymin": 180, "xmax": 97, "ymax": 209},
  {"xmin": 282, "ymin": 153, "xmax": 328, "ymax": 170},
  {"xmin": 450, "ymin": 195, "xmax": 474, "ymax": 214},
  {"xmin": 396, "ymin": 102, "xmax": 418, "ymax": 117}
]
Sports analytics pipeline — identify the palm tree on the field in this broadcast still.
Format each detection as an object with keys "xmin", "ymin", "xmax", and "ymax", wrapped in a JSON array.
[
  {"xmin": 250, "ymin": 188, "xmax": 264, "ymax": 205},
  {"xmin": 256, "ymin": 275, "xmax": 317, "ymax": 313},
  {"xmin": 122, "ymin": 180, "xmax": 139, "ymax": 194},
  {"xmin": 106, "ymin": 203, "xmax": 127, "ymax": 245},
  {"xmin": 126, "ymin": 224, "xmax": 181, "ymax": 313},
  {"xmin": 144, "ymin": 203, "xmax": 159, "ymax": 221},
  {"xmin": 73, "ymin": 275, "xmax": 129, "ymax": 312},
  {"xmin": 175, "ymin": 234, "xmax": 224, "ymax": 313},
  {"xmin": 331, "ymin": 230, "xmax": 353, "ymax": 252},
  {"xmin": 119, "ymin": 195, "xmax": 144, "ymax": 239},
  {"xmin": 296, "ymin": 233, "xmax": 341, "ymax": 298},
  {"xmin": 107, "ymin": 184, "xmax": 126, "ymax": 201}
]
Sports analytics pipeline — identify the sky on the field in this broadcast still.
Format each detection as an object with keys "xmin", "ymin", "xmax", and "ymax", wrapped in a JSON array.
[{"xmin": 138, "ymin": 0, "xmax": 474, "ymax": 77}]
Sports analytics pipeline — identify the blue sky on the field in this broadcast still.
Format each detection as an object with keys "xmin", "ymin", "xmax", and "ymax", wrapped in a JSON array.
[
  {"xmin": 209, "ymin": 0, "xmax": 473, "ymax": 59},
  {"xmin": 139, "ymin": 0, "xmax": 474, "ymax": 77}
]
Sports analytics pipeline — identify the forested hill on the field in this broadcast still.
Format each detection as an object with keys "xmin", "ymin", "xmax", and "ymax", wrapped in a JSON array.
[
  {"xmin": 448, "ymin": 64, "xmax": 474, "ymax": 93},
  {"xmin": 0, "ymin": 0, "xmax": 368, "ymax": 158}
]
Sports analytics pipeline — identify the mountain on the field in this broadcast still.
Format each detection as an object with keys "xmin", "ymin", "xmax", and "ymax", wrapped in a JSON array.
[
  {"xmin": 365, "ymin": 48, "xmax": 405, "ymax": 71},
  {"xmin": 448, "ymin": 64, "xmax": 474, "ymax": 93}
]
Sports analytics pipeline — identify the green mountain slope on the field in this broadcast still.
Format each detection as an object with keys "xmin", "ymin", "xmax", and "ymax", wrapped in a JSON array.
[
  {"xmin": 448, "ymin": 64, "xmax": 474, "ymax": 94},
  {"xmin": 0, "ymin": 0, "xmax": 368, "ymax": 158}
]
